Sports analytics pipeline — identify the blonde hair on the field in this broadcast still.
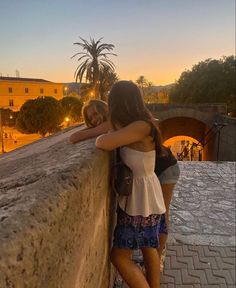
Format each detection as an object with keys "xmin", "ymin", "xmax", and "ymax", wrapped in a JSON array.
[{"xmin": 82, "ymin": 99, "xmax": 108, "ymax": 127}]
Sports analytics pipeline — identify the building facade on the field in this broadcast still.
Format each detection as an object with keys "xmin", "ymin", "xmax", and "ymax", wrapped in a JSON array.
[{"xmin": 0, "ymin": 77, "xmax": 64, "ymax": 111}]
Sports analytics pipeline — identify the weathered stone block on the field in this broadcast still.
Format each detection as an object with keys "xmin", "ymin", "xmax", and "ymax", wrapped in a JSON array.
[{"xmin": 0, "ymin": 129, "xmax": 115, "ymax": 288}]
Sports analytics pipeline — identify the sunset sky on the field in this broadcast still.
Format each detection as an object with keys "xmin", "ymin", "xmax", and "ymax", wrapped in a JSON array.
[{"xmin": 0, "ymin": 0, "xmax": 235, "ymax": 85}]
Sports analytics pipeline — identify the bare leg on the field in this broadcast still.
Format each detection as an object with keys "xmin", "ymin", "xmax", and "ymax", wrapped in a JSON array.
[
  {"xmin": 111, "ymin": 247, "xmax": 150, "ymax": 288},
  {"xmin": 142, "ymin": 247, "xmax": 160, "ymax": 288},
  {"xmin": 157, "ymin": 183, "xmax": 175, "ymax": 255}
]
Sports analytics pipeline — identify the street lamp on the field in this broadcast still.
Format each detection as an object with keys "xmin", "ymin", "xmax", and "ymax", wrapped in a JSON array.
[
  {"xmin": 0, "ymin": 109, "xmax": 17, "ymax": 154},
  {"xmin": 64, "ymin": 117, "xmax": 70, "ymax": 127},
  {"xmin": 0, "ymin": 109, "xmax": 5, "ymax": 154},
  {"xmin": 214, "ymin": 122, "xmax": 227, "ymax": 161},
  {"xmin": 64, "ymin": 86, "xmax": 68, "ymax": 97}
]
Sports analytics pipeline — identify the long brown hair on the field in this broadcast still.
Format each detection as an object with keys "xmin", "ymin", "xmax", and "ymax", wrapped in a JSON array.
[
  {"xmin": 82, "ymin": 99, "xmax": 108, "ymax": 127},
  {"xmin": 108, "ymin": 80, "xmax": 164, "ymax": 156}
]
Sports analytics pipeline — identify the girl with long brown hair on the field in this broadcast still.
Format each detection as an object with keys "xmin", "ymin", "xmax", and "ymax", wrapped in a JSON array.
[
  {"xmin": 70, "ymin": 89, "xmax": 180, "ymax": 276},
  {"xmin": 96, "ymin": 81, "xmax": 165, "ymax": 288}
]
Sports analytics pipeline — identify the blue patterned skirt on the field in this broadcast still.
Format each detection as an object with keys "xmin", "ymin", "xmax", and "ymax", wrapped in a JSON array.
[{"xmin": 113, "ymin": 206, "xmax": 167, "ymax": 249}]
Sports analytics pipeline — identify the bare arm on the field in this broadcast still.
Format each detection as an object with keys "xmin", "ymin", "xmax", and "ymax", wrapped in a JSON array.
[
  {"xmin": 96, "ymin": 121, "xmax": 151, "ymax": 151},
  {"xmin": 69, "ymin": 121, "xmax": 111, "ymax": 144}
]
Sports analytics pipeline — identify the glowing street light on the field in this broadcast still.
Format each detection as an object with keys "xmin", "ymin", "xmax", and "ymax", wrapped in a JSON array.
[
  {"xmin": 64, "ymin": 116, "xmax": 70, "ymax": 127},
  {"xmin": 64, "ymin": 86, "xmax": 68, "ymax": 97},
  {"xmin": 0, "ymin": 110, "xmax": 15, "ymax": 154},
  {"xmin": 0, "ymin": 109, "xmax": 4, "ymax": 154}
]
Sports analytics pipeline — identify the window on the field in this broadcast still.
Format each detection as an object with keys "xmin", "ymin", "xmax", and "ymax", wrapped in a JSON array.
[
  {"xmin": 54, "ymin": 89, "xmax": 57, "ymax": 94},
  {"xmin": 8, "ymin": 87, "xmax": 12, "ymax": 93},
  {"xmin": 40, "ymin": 88, "xmax": 44, "ymax": 94},
  {"xmin": 25, "ymin": 88, "xmax": 29, "ymax": 93},
  {"xmin": 9, "ymin": 99, "xmax": 14, "ymax": 107}
]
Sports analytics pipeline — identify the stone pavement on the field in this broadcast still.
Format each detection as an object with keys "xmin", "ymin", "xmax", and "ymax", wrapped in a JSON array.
[{"xmin": 113, "ymin": 161, "xmax": 236, "ymax": 287}]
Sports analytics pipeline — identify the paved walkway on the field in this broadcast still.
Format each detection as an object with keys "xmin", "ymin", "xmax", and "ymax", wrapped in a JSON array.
[{"xmin": 113, "ymin": 161, "xmax": 236, "ymax": 287}]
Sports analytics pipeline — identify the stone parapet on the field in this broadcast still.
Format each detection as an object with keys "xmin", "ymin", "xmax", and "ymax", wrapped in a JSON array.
[
  {"xmin": 0, "ymin": 128, "xmax": 115, "ymax": 288},
  {"xmin": 148, "ymin": 103, "xmax": 227, "ymax": 115},
  {"xmin": 216, "ymin": 115, "xmax": 236, "ymax": 161}
]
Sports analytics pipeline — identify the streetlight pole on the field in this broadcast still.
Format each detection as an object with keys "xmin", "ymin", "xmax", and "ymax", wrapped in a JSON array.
[
  {"xmin": 214, "ymin": 122, "xmax": 227, "ymax": 161},
  {"xmin": 0, "ymin": 109, "xmax": 5, "ymax": 154}
]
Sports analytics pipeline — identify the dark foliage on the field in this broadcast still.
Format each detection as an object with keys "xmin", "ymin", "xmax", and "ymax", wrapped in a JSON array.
[
  {"xmin": 0, "ymin": 108, "xmax": 18, "ymax": 127},
  {"xmin": 169, "ymin": 56, "xmax": 236, "ymax": 115},
  {"xmin": 59, "ymin": 96, "xmax": 84, "ymax": 122},
  {"xmin": 16, "ymin": 96, "xmax": 64, "ymax": 136}
]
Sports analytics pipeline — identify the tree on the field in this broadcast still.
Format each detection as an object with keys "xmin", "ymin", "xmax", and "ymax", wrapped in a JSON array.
[
  {"xmin": 227, "ymin": 94, "xmax": 236, "ymax": 117},
  {"xmin": 99, "ymin": 67, "xmax": 119, "ymax": 101},
  {"xmin": 0, "ymin": 108, "xmax": 18, "ymax": 127},
  {"xmin": 16, "ymin": 96, "xmax": 64, "ymax": 136},
  {"xmin": 136, "ymin": 76, "xmax": 158, "ymax": 103},
  {"xmin": 71, "ymin": 37, "xmax": 117, "ymax": 99},
  {"xmin": 136, "ymin": 75, "xmax": 148, "ymax": 96},
  {"xmin": 78, "ymin": 83, "xmax": 94, "ymax": 103},
  {"xmin": 59, "ymin": 96, "xmax": 84, "ymax": 123},
  {"xmin": 169, "ymin": 56, "xmax": 236, "ymax": 108}
]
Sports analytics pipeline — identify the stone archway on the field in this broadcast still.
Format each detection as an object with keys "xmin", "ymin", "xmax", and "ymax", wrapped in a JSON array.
[
  {"xmin": 148, "ymin": 104, "xmax": 236, "ymax": 161},
  {"xmin": 159, "ymin": 117, "xmax": 207, "ymax": 144},
  {"xmin": 158, "ymin": 117, "xmax": 209, "ymax": 160},
  {"xmin": 148, "ymin": 106, "xmax": 221, "ymax": 160}
]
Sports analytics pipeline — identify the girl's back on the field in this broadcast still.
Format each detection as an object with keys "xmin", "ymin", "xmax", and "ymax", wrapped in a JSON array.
[
  {"xmin": 119, "ymin": 142, "xmax": 166, "ymax": 217},
  {"xmin": 120, "ymin": 146, "xmax": 155, "ymax": 178},
  {"xmin": 96, "ymin": 81, "xmax": 165, "ymax": 288}
]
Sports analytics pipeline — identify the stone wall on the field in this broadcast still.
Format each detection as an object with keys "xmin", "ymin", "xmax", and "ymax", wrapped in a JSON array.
[
  {"xmin": 0, "ymin": 127, "xmax": 116, "ymax": 288},
  {"xmin": 216, "ymin": 115, "xmax": 236, "ymax": 161},
  {"xmin": 148, "ymin": 103, "xmax": 227, "ymax": 115}
]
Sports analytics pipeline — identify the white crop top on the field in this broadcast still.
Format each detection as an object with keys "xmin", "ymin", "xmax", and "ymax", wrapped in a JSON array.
[{"xmin": 118, "ymin": 146, "xmax": 166, "ymax": 217}]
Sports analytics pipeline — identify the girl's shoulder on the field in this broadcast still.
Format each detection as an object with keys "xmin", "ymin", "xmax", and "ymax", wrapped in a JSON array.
[
  {"xmin": 126, "ymin": 121, "xmax": 155, "ymax": 151},
  {"xmin": 96, "ymin": 120, "xmax": 153, "ymax": 151}
]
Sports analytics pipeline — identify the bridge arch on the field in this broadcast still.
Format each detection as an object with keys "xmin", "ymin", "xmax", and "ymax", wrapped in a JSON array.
[
  {"xmin": 158, "ymin": 116, "xmax": 207, "ymax": 144},
  {"xmin": 148, "ymin": 105, "xmax": 222, "ymax": 161},
  {"xmin": 158, "ymin": 116, "xmax": 208, "ymax": 160}
]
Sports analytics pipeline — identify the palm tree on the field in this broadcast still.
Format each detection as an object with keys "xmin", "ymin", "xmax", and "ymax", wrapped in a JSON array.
[
  {"xmin": 71, "ymin": 37, "xmax": 117, "ymax": 99},
  {"xmin": 136, "ymin": 75, "xmax": 148, "ymax": 96}
]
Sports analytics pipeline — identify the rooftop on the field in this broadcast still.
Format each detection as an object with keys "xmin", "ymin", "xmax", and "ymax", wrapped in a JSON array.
[{"xmin": 0, "ymin": 76, "xmax": 51, "ymax": 83}]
